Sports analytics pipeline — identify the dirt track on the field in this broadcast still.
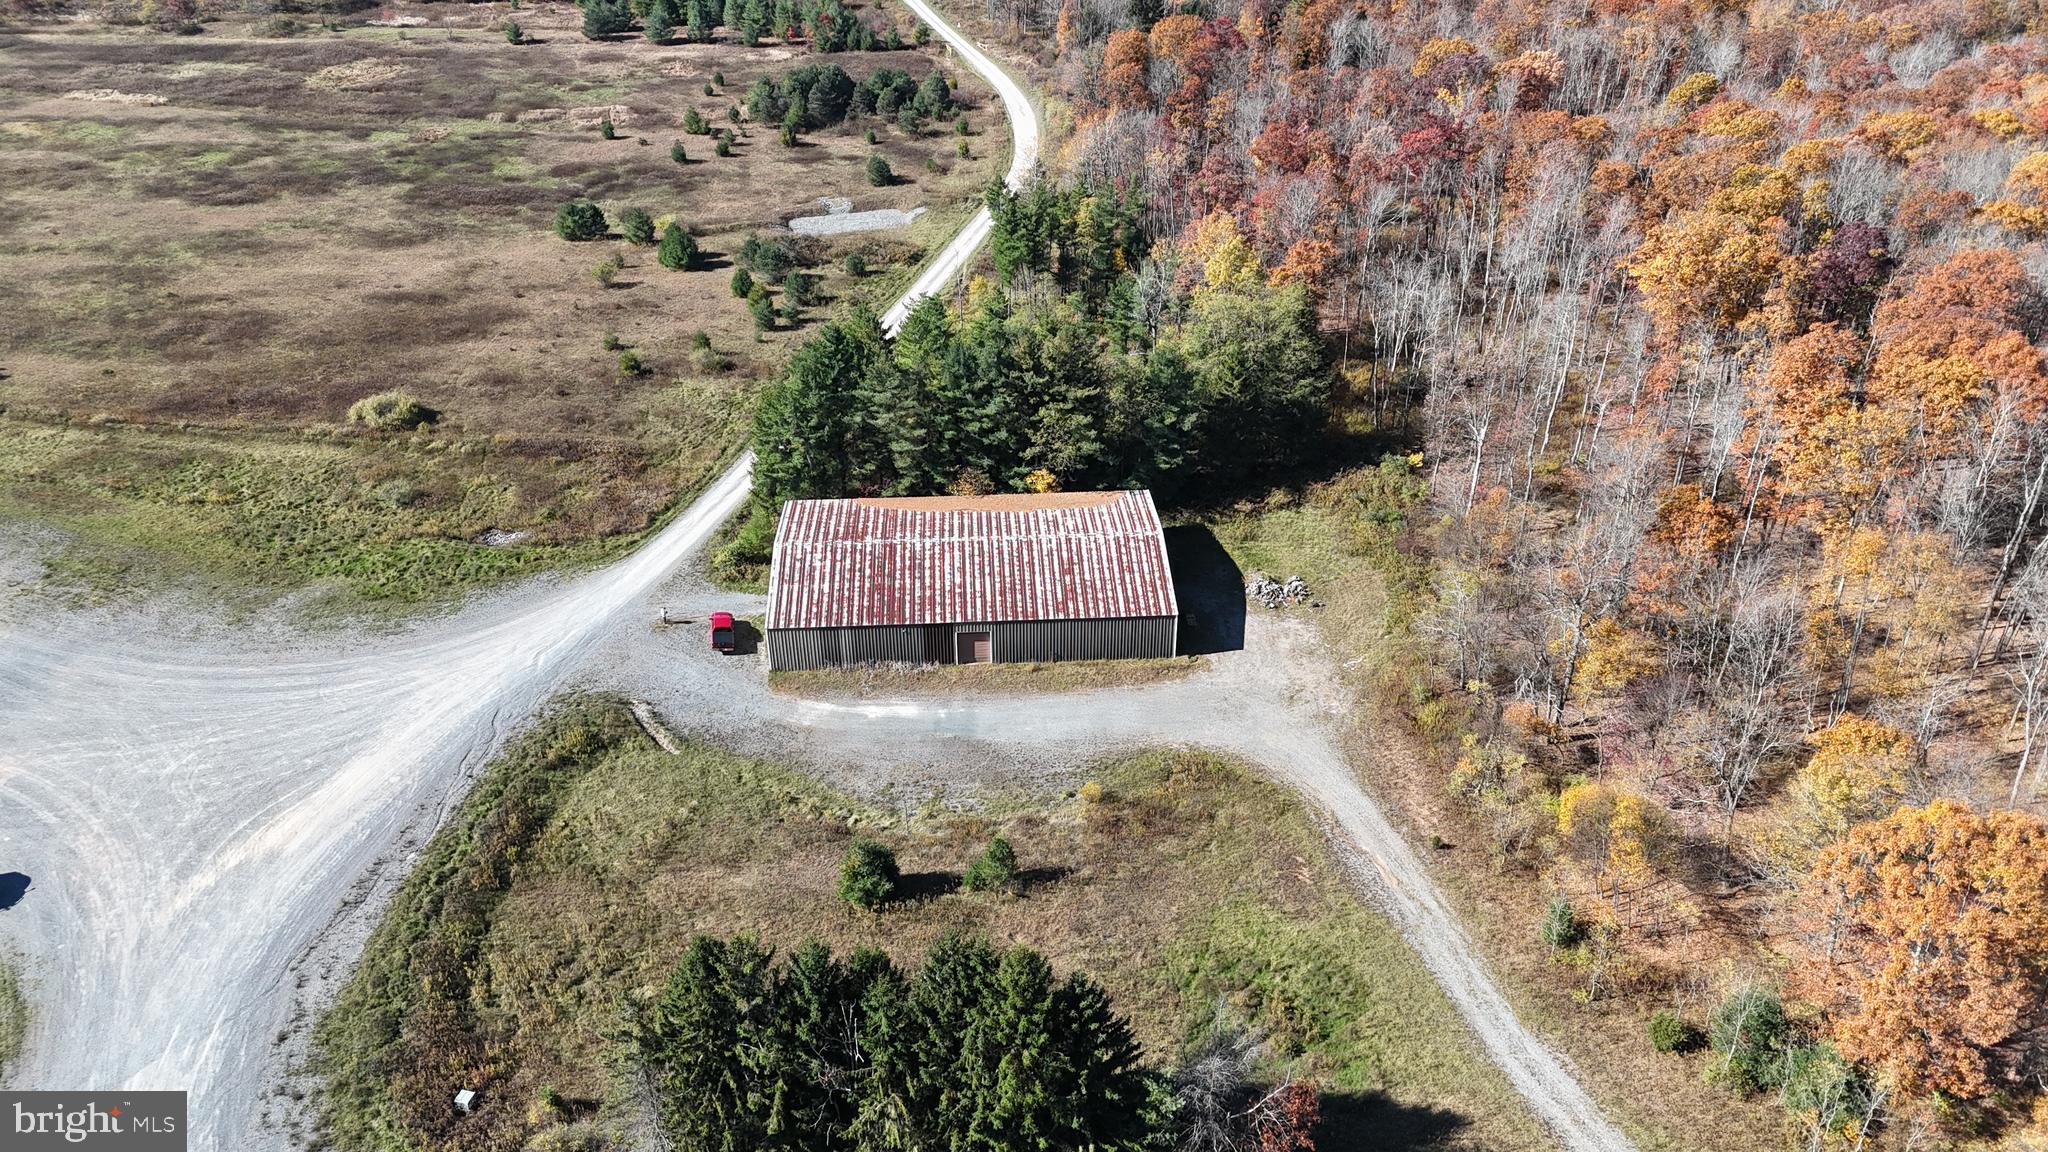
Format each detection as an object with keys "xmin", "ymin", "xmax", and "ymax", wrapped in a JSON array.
[{"xmin": 0, "ymin": 5, "xmax": 1632, "ymax": 1150}]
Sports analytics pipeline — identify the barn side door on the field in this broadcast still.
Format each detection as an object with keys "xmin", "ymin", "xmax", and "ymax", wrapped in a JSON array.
[{"xmin": 956, "ymin": 630, "xmax": 992, "ymax": 664}]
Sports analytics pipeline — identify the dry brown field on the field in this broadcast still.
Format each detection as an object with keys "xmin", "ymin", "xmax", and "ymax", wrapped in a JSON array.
[{"xmin": 0, "ymin": 1, "xmax": 1004, "ymax": 606}]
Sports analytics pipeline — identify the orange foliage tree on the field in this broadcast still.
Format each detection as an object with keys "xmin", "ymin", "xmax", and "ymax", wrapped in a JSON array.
[{"xmin": 1794, "ymin": 800, "xmax": 2048, "ymax": 1099}]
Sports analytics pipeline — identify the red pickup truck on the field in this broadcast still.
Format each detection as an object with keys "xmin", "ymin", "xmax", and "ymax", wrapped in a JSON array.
[{"xmin": 708, "ymin": 611, "xmax": 736, "ymax": 653}]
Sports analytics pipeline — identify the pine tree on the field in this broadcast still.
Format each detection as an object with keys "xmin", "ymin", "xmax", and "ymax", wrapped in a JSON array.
[
  {"xmin": 657, "ymin": 222, "xmax": 698, "ymax": 270},
  {"xmin": 643, "ymin": 0, "xmax": 676, "ymax": 41},
  {"xmin": 740, "ymin": 0, "xmax": 768, "ymax": 43},
  {"xmin": 581, "ymin": 0, "xmax": 632, "ymax": 38},
  {"xmin": 730, "ymin": 267, "xmax": 754, "ymax": 297},
  {"xmin": 636, "ymin": 935, "xmax": 777, "ymax": 1151}
]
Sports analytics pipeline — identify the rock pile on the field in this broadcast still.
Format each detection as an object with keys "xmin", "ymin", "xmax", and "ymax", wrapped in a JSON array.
[{"xmin": 1244, "ymin": 572, "xmax": 1312, "ymax": 609}]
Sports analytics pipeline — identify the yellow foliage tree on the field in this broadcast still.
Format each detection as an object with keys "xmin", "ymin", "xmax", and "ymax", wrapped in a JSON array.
[
  {"xmin": 1786, "ymin": 715, "xmax": 1913, "ymax": 848},
  {"xmin": 1627, "ymin": 209, "xmax": 1782, "ymax": 340},
  {"xmin": 1557, "ymin": 781, "xmax": 1677, "ymax": 915}
]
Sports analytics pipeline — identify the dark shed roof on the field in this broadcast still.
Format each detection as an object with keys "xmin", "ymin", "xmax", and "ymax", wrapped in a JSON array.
[{"xmin": 767, "ymin": 490, "xmax": 1178, "ymax": 629}]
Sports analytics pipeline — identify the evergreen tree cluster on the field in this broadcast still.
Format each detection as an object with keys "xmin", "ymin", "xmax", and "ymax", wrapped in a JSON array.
[
  {"xmin": 744, "ymin": 64, "xmax": 952, "ymax": 135},
  {"xmin": 986, "ymin": 178, "xmax": 1145, "ymax": 308},
  {"xmin": 586, "ymin": 0, "xmax": 904, "ymax": 47},
  {"xmin": 746, "ymin": 63, "xmax": 857, "ymax": 130},
  {"xmin": 631, "ymin": 934, "xmax": 1160, "ymax": 1152},
  {"xmin": 849, "ymin": 67, "xmax": 952, "ymax": 124},
  {"xmin": 751, "ymin": 269, "xmax": 1329, "ymax": 508}
]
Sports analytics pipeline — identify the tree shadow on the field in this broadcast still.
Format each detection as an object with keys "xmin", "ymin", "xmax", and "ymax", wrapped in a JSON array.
[
  {"xmin": 0, "ymin": 872, "xmax": 29, "ymax": 910},
  {"xmin": 894, "ymin": 870, "xmax": 961, "ymax": 903},
  {"xmin": 1014, "ymin": 864, "xmax": 1073, "ymax": 893},
  {"xmin": 1165, "ymin": 525, "xmax": 1245, "ymax": 656},
  {"xmin": 1315, "ymin": 1090, "xmax": 1472, "ymax": 1152}
]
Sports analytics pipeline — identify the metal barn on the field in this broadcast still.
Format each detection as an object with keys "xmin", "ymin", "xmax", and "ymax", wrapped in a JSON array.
[{"xmin": 764, "ymin": 490, "xmax": 1179, "ymax": 671}]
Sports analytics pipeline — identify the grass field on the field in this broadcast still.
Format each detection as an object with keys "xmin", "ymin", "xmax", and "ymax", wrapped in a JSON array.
[
  {"xmin": 312, "ymin": 695, "xmax": 1554, "ymax": 1152},
  {"xmin": 0, "ymin": 1, "xmax": 1005, "ymax": 608},
  {"xmin": 0, "ymin": 955, "xmax": 25, "ymax": 1086}
]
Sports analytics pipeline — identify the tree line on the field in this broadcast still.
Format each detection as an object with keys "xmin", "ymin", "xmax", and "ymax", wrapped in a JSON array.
[
  {"xmin": 748, "ymin": 177, "xmax": 1330, "ymax": 514},
  {"xmin": 630, "ymin": 932, "xmax": 1318, "ymax": 1152}
]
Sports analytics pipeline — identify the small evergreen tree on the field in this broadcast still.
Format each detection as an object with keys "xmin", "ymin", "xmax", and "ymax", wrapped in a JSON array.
[
  {"xmin": 714, "ymin": 133, "xmax": 733, "ymax": 156},
  {"xmin": 730, "ymin": 267, "xmax": 754, "ymax": 297},
  {"xmin": 960, "ymin": 835, "xmax": 1016, "ymax": 893},
  {"xmin": 1707, "ymin": 985, "xmax": 1793, "ymax": 1094},
  {"xmin": 600, "ymin": 115, "xmax": 619, "ymax": 139},
  {"xmin": 1539, "ymin": 896, "xmax": 1583, "ymax": 949},
  {"xmin": 643, "ymin": 0, "xmax": 676, "ymax": 41},
  {"xmin": 504, "ymin": 18, "xmax": 523, "ymax": 42},
  {"xmin": 838, "ymin": 838, "xmax": 898, "ymax": 909},
  {"xmin": 669, "ymin": 139, "xmax": 688, "ymax": 164},
  {"xmin": 1649, "ymin": 1010, "xmax": 1703, "ymax": 1054},
  {"xmin": 657, "ymin": 222, "xmax": 698, "ymax": 270},
  {"xmin": 748, "ymin": 283, "xmax": 775, "ymax": 329},
  {"xmin": 553, "ymin": 199, "xmax": 608, "ymax": 241},
  {"xmin": 682, "ymin": 107, "xmax": 710, "ymax": 134},
  {"xmin": 713, "ymin": 69, "xmax": 725, "ymax": 86},
  {"xmin": 779, "ymin": 107, "xmax": 800, "ymax": 147},
  {"xmin": 581, "ymin": 0, "xmax": 632, "ymax": 38},
  {"xmin": 621, "ymin": 207, "xmax": 656, "ymax": 245},
  {"xmin": 842, "ymin": 251, "xmax": 866, "ymax": 276},
  {"xmin": 865, "ymin": 154, "xmax": 891, "ymax": 186}
]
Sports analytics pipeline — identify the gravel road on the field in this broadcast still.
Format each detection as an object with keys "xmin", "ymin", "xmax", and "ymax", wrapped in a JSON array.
[{"xmin": 0, "ymin": 6, "xmax": 1631, "ymax": 1151}]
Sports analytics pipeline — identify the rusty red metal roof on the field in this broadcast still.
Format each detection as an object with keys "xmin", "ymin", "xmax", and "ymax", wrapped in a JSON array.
[{"xmin": 767, "ymin": 490, "xmax": 1178, "ymax": 629}]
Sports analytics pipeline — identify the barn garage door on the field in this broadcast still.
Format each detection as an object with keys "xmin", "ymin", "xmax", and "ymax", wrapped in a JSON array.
[{"xmin": 956, "ymin": 631, "xmax": 992, "ymax": 664}]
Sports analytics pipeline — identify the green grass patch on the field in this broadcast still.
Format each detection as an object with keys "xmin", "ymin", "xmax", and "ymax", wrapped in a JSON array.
[
  {"xmin": 0, "ymin": 955, "xmax": 26, "ymax": 1086},
  {"xmin": 313, "ymin": 698, "xmax": 1548, "ymax": 1152},
  {"xmin": 0, "ymin": 420, "xmax": 641, "ymax": 610}
]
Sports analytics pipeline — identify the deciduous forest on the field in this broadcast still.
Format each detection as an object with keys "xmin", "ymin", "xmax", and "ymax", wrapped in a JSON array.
[{"xmin": 752, "ymin": 0, "xmax": 2048, "ymax": 1143}]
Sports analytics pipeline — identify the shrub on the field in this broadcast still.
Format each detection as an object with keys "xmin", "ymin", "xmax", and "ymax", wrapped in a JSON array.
[
  {"xmin": 961, "ymin": 836, "xmax": 1017, "ymax": 893},
  {"xmin": 1707, "ymin": 985, "xmax": 1793, "ymax": 1094},
  {"xmin": 784, "ymin": 270, "xmax": 821, "ymax": 306},
  {"xmin": 956, "ymin": 138, "xmax": 969, "ymax": 159},
  {"xmin": 735, "ymin": 234, "xmax": 797, "ymax": 283},
  {"xmin": 553, "ymin": 200, "xmax": 608, "ymax": 241},
  {"xmin": 346, "ymin": 390, "xmax": 436, "ymax": 430},
  {"xmin": 371, "ymin": 478, "xmax": 424, "ymax": 509},
  {"xmin": 682, "ymin": 107, "xmax": 710, "ymax": 134},
  {"xmin": 863, "ymin": 127, "xmax": 877, "ymax": 144},
  {"xmin": 838, "ymin": 838, "xmax": 898, "ymax": 909},
  {"xmin": 703, "ymin": 82, "xmax": 716, "ymax": 96},
  {"xmin": 778, "ymin": 120, "xmax": 798, "ymax": 147},
  {"xmin": 1649, "ymin": 1010, "xmax": 1702, "ymax": 1054},
  {"xmin": 865, "ymin": 154, "xmax": 892, "ymax": 186},
  {"xmin": 670, "ymin": 139, "xmax": 687, "ymax": 164},
  {"xmin": 602, "ymin": 332, "xmax": 624, "ymax": 351},
  {"xmin": 730, "ymin": 267, "xmax": 754, "ymax": 297},
  {"xmin": 842, "ymin": 251, "xmax": 867, "ymax": 277},
  {"xmin": 504, "ymin": 19, "xmax": 523, "ymax": 42},
  {"xmin": 1078, "ymin": 780, "xmax": 1104, "ymax": 804},
  {"xmin": 657, "ymin": 223, "xmax": 699, "ymax": 270},
  {"xmin": 1539, "ymin": 896, "xmax": 1583, "ymax": 949},
  {"xmin": 955, "ymin": 115, "xmax": 969, "ymax": 135},
  {"xmin": 600, "ymin": 115, "xmax": 618, "ymax": 140},
  {"xmin": 747, "ymin": 283, "xmax": 775, "ymax": 330},
  {"xmin": 913, "ymin": 20, "xmax": 930, "ymax": 43},
  {"xmin": 593, "ymin": 252, "xmax": 624, "ymax": 286},
  {"xmin": 618, "ymin": 349, "xmax": 646, "ymax": 376},
  {"xmin": 690, "ymin": 329, "xmax": 712, "ymax": 350},
  {"xmin": 714, "ymin": 134, "xmax": 733, "ymax": 157},
  {"xmin": 620, "ymin": 207, "xmax": 655, "ymax": 245},
  {"xmin": 713, "ymin": 70, "xmax": 725, "ymax": 86}
]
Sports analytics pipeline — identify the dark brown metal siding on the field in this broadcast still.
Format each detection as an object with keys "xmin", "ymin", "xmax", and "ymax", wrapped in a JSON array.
[{"xmin": 767, "ymin": 616, "xmax": 1177, "ymax": 670}]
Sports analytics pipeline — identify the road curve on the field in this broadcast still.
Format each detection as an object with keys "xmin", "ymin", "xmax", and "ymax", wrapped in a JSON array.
[
  {"xmin": 880, "ymin": 0, "xmax": 1037, "ymax": 334},
  {"xmin": 0, "ymin": 8, "xmax": 1633, "ymax": 1152}
]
